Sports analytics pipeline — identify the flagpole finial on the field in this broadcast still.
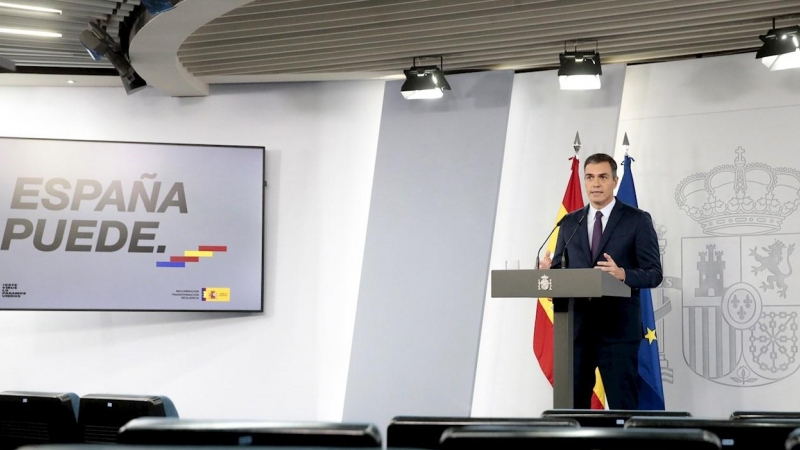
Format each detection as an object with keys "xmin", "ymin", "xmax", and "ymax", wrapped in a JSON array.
[
  {"xmin": 573, "ymin": 131, "xmax": 581, "ymax": 154},
  {"xmin": 622, "ymin": 132, "xmax": 630, "ymax": 156}
]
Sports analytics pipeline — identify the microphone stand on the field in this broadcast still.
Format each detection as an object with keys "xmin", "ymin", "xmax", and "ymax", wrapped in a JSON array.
[
  {"xmin": 535, "ymin": 216, "xmax": 566, "ymax": 269},
  {"xmin": 555, "ymin": 213, "xmax": 587, "ymax": 269}
]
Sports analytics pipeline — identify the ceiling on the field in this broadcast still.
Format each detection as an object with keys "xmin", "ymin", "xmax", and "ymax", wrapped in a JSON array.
[
  {"xmin": 0, "ymin": 0, "xmax": 799, "ymax": 95},
  {"xmin": 0, "ymin": 0, "xmax": 135, "ymax": 71}
]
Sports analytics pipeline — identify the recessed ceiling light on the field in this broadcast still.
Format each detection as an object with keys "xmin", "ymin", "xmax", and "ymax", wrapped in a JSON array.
[
  {"xmin": 0, "ymin": 2, "xmax": 61, "ymax": 14},
  {"xmin": 0, "ymin": 26, "xmax": 61, "ymax": 38},
  {"xmin": 67, "ymin": 79, "xmax": 75, "ymax": 84}
]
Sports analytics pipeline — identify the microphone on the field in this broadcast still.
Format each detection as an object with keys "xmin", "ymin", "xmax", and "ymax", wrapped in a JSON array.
[
  {"xmin": 535, "ymin": 215, "xmax": 566, "ymax": 270},
  {"xmin": 555, "ymin": 213, "xmax": 587, "ymax": 269}
]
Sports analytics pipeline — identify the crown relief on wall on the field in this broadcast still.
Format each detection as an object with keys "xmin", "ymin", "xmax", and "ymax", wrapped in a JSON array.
[{"xmin": 675, "ymin": 147, "xmax": 800, "ymax": 236}]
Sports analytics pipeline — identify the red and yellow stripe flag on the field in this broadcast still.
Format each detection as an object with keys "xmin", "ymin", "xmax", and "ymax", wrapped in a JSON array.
[{"xmin": 533, "ymin": 155, "xmax": 606, "ymax": 409}]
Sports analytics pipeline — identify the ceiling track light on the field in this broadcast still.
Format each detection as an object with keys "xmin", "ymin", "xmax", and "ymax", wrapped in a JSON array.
[
  {"xmin": 756, "ymin": 18, "xmax": 800, "ymax": 71},
  {"xmin": 558, "ymin": 40, "xmax": 602, "ymax": 90},
  {"xmin": 401, "ymin": 55, "xmax": 451, "ymax": 100},
  {"xmin": 79, "ymin": 21, "xmax": 146, "ymax": 95}
]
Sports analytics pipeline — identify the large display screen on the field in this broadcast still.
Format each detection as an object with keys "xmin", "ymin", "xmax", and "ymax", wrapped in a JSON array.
[{"xmin": 0, "ymin": 137, "xmax": 264, "ymax": 311}]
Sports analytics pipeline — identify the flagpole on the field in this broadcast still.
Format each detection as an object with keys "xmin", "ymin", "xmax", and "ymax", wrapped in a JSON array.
[
  {"xmin": 624, "ymin": 131, "xmax": 673, "ymax": 399},
  {"xmin": 618, "ymin": 132, "xmax": 666, "ymax": 409}
]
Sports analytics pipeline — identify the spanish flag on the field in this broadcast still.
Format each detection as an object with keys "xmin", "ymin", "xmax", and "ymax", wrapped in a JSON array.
[{"xmin": 533, "ymin": 155, "xmax": 606, "ymax": 409}]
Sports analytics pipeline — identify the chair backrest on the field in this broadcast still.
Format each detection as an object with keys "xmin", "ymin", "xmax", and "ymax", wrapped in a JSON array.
[
  {"xmin": 0, "ymin": 391, "xmax": 80, "ymax": 450},
  {"xmin": 730, "ymin": 411, "xmax": 800, "ymax": 420},
  {"xmin": 118, "ymin": 418, "xmax": 382, "ymax": 447},
  {"xmin": 78, "ymin": 394, "xmax": 178, "ymax": 443},
  {"xmin": 386, "ymin": 416, "xmax": 578, "ymax": 448},
  {"xmin": 625, "ymin": 416, "xmax": 800, "ymax": 449},
  {"xmin": 439, "ymin": 426, "xmax": 721, "ymax": 450},
  {"xmin": 541, "ymin": 409, "xmax": 692, "ymax": 427},
  {"xmin": 787, "ymin": 428, "xmax": 800, "ymax": 450}
]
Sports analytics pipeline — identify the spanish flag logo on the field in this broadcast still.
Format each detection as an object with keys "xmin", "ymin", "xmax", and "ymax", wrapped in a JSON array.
[{"xmin": 202, "ymin": 287, "xmax": 231, "ymax": 302}]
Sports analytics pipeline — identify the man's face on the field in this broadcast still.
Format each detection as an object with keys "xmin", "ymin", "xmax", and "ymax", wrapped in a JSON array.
[{"xmin": 584, "ymin": 161, "xmax": 618, "ymax": 209}]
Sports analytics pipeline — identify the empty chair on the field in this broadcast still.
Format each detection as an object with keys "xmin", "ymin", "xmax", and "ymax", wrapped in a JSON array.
[
  {"xmin": 787, "ymin": 428, "xmax": 800, "ymax": 450},
  {"xmin": 439, "ymin": 426, "xmax": 721, "ymax": 450},
  {"xmin": 625, "ymin": 416, "xmax": 800, "ymax": 449},
  {"xmin": 0, "ymin": 391, "xmax": 80, "ymax": 450},
  {"xmin": 118, "ymin": 418, "xmax": 381, "ymax": 447},
  {"xmin": 13, "ymin": 446, "xmax": 347, "ymax": 450},
  {"xmin": 541, "ymin": 409, "xmax": 691, "ymax": 427},
  {"xmin": 386, "ymin": 416, "xmax": 578, "ymax": 448},
  {"xmin": 78, "ymin": 394, "xmax": 178, "ymax": 443},
  {"xmin": 730, "ymin": 411, "xmax": 800, "ymax": 420}
]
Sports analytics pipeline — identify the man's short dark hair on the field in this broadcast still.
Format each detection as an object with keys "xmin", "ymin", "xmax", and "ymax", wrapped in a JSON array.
[{"xmin": 584, "ymin": 153, "xmax": 618, "ymax": 179}]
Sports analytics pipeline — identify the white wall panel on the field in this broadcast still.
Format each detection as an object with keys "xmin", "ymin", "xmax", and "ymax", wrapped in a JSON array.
[{"xmin": 0, "ymin": 80, "xmax": 383, "ymax": 421}]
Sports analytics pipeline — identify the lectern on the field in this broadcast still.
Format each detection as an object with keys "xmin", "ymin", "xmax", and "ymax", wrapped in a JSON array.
[{"xmin": 491, "ymin": 269, "xmax": 630, "ymax": 408}]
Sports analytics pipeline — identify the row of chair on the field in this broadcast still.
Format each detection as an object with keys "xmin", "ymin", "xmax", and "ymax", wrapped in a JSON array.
[
  {"xmin": 19, "ymin": 413, "xmax": 800, "ymax": 450},
  {"xmin": 16, "ymin": 429, "xmax": 800, "ymax": 450},
  {"xmin": 4, "ymin": 391, "xmax": 800, "ymax": 449},
  {"xmin": 0, "ymin": 391, "xmax": 176, "ymax": 448},
  {"xmin": 387, "ymin": 412, "xmax": 800, "ymax": 449},
  {"xmin": 542, "ymin": 408, "xmax": 800, "ymax": 424}
]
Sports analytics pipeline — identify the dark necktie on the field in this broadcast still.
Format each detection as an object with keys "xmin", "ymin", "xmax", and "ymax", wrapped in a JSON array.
[{"xmin": 591, "ymin": 210, "xmax": 603, "ymax": 260}]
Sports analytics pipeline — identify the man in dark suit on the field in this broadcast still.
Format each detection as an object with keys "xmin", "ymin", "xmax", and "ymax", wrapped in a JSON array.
[{"xmin": 539, "ymin": 152, "xmax": 662, "ymax": 409}]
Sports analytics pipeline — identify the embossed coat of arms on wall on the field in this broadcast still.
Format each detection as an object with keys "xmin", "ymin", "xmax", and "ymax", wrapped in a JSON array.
[{"xmin": 672, "ymin": 147, "xmax": 800, "ymax": 386}]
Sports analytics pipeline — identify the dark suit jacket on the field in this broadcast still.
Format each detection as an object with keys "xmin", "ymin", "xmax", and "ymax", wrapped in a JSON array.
[{"xmin": 550, "ymin": 198, "xmax": 663, "ymax": 343}]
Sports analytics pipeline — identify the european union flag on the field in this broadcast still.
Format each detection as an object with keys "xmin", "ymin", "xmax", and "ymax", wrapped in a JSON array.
[{"xmin": 617, "ymin": 154, "xmax": 666, "ymax": 410}]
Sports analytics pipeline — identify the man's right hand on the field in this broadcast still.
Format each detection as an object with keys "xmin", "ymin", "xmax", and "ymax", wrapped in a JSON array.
[{"xmin": 539, "ymin": 250, "xmax": 552, "ymax": 269}]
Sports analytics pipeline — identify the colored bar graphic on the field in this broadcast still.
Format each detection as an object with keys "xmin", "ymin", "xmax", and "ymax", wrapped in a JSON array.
[
  {"xmin": 156, "ymin": 243, "xmax": 228, "ymax": 268},
  {"xmin": 199, "ymin": 245, "xmax": 228, "ymax": 252},
  {"xmin": 171, "ymin": 256, "xmax": 199, "ymax": 262},
  {"xmin": 156, "ymin": 262, "xmax": 185, "ymax": 268}
]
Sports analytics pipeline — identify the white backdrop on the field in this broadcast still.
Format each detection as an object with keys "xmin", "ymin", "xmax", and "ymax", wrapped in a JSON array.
[
  {"xmin": 472, "ymin": 64, "xmax": 627, "ymax": 416},
  {"xmin": 615, "ymin": 52, "xmax": 800, "ymax": 416},
  {"xmin": 0, "ymin": 81, "xmax": 384, "ymax": 421},
  {"xmin": 474, "ymin": 51, "xmax": 800, "ymax": 418}
]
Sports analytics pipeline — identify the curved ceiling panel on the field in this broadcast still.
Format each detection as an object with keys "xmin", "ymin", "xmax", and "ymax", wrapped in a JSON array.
[{"xmin": 128, "ymin": 0, "xmax": 251, "ymax": 96}]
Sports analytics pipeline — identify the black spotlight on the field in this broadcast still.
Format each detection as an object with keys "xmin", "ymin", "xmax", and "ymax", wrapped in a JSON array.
[
  {"xmin": 79, "ymin": 21, "xmax": 147, "ymax": 95},
  {"xmin": 756, "ymin": 19, "xmax": 800, "ymax": 71},
  {"xmin": 558, "ymin": 40, "xmax": 602, "ymax": 90},
  {"xmin": 401, "ymin": 56, "xmax": 451, "ymax": 100}
]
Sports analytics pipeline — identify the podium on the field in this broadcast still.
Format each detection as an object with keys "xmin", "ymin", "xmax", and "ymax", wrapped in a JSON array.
[{"xmin": 491, "ymin": 269, "xmax": 630, "ymax": 408}]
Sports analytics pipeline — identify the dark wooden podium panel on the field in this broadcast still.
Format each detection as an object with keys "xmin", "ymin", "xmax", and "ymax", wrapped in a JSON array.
[
  {"xmin": 491, "ymin": 269, "xmax": 630, "ymax": 299},
  {"xmin": 491, "ymin": 269, "xmax": 630, "ymax": 408}
]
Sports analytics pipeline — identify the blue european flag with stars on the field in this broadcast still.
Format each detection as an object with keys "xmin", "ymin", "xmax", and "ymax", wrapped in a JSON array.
[{"xmin": 617, "ymin": 154, "xmax": 666, "ymax": 410}]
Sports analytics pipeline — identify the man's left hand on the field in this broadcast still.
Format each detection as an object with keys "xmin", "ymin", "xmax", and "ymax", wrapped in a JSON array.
[{"xmin": 595, "ymin": 253, "xmax": 626, "ymax": 282}]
